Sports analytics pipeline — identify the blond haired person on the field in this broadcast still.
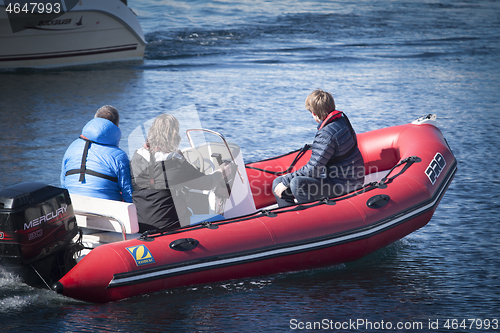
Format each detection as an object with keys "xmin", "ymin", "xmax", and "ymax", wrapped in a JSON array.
[
  {"xmin": 273, "ymin": 89, "xmax": 365, "ymax": 207},
  {"xmin": 130, "ymin": 114, "xmax": 230, "ymax": 232}
]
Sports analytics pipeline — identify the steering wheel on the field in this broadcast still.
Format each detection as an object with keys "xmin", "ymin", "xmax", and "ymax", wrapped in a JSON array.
[{"xmin": 181, "ymin": 147, "xmax": 205, "ymax": 172}]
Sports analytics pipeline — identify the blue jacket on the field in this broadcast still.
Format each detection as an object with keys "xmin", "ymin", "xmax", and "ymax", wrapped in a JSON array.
[
  {"xmin": 281, "ymin": 114, "xmax": 365, "ymax": 195},
  {"xmin": 60, "ymin": 118, "xmax": 133, "ymax": 202}
]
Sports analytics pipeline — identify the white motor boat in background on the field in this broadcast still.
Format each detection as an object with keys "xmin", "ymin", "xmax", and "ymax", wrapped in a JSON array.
[{"xmin": 0, "ymin": 0, "xmax": 146, "ymax": 69}]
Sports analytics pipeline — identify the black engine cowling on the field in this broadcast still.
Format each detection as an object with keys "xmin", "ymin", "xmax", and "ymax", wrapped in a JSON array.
[{"xmin": 0, "ymin": 182, "xmax": 79, "ymax": 285}]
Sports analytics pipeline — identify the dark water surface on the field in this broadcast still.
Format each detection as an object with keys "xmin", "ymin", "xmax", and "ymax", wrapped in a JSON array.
[{"xmin": 1, "ymin": 0, "xmax": 499, "ymax": 332}]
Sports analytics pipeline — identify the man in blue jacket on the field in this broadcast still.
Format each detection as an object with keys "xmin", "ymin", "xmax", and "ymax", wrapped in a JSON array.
[
  {"xmin": 60, "ymin": 105, "xmax": 133, "ymax": 202},
  {"xmin": 273, "ymin": 90, "xmax": 365, "ymax": 207}
]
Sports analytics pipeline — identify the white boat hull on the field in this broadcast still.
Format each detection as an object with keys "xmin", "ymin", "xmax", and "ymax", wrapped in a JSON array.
[{"xmin": 0, "ymin": 0, "xmax": 145, "ymax": 68}]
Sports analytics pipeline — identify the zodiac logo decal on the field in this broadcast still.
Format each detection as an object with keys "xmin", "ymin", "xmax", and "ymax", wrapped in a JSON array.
[{"xmin": 126, "ymin": 245, "xmax": 155, "ymax": 266}]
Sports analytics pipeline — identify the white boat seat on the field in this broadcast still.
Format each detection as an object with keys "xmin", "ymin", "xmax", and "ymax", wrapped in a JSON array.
[{"xmin": 70, "ymin": 194, "xmax": 139, "ymax": 240}]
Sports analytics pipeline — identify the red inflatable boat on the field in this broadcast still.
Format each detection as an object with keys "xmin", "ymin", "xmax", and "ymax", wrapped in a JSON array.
[{"xmin": 0, "ymin": 115, "xmax": 456, "ymax": 303}]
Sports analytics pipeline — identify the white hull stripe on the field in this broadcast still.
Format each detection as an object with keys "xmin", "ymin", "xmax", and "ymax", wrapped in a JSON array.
[{"xmin": 108, "ymin": 162, "xmax": 457, "ymax": 288}]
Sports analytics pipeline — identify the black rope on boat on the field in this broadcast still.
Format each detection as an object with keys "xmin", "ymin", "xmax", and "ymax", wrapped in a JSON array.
[
  {"xmin": 246, "ymin": 144, "xmax": 312, "ymax": 175},
  {"xmin": 261, "ymin": 156, "xmax": 421, "ymax": 211},
  {"xmin": 378, "ymin": 156, "xmax": 421, "ymax": 187},
  {"xmin": 137, "ymin": 156, "xmax": 421, "ymax": 241}
]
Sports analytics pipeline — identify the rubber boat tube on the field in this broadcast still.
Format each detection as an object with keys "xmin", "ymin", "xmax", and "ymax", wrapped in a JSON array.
[{"xmin": 55, "ymin": 117, "xmax": 457, "ymax": 303}]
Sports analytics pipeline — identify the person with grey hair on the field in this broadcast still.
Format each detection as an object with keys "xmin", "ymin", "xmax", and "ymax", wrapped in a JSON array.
[
  {"xmin": 60, "ymin": 105, "xmax": 133, "ymax": 202},
  {"xmin": 130, "ymin": 113, "xmax": 232, "ymax": 232}
]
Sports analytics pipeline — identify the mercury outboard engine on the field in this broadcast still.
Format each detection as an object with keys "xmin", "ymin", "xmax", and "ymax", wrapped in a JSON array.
[{"xmin": 0, "ymin": 182, "xmax": 79, "ymax": 287}]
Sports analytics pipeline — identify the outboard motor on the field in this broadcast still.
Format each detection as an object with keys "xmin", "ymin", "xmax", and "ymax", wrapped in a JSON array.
[{"xmin": 0, "ymin": 182, "xmax": 79, "ymax": 287}]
